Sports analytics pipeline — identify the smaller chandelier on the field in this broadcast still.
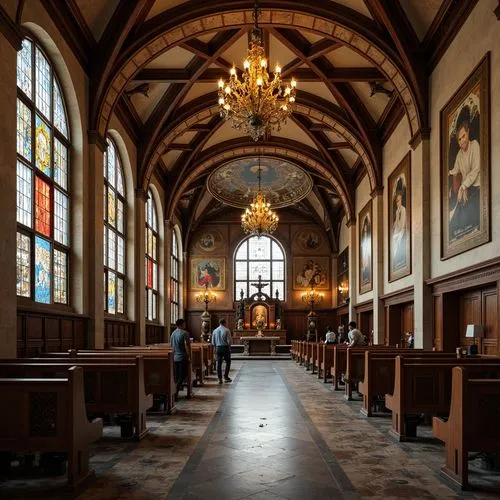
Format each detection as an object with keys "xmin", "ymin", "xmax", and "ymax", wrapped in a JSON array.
[
  {"xmin": 301, "ymin": 285, "xmax": 324, "ymax": 311},
  {"xmin": 195, "ymin": 283, "xmax": 217, "ymax": 313},
  {"xmin": 217, "ymin": 0, "xmax": 297, "ymax": 141},
  {"xmin": 241, "ymin": 158, "xmax": 279, "ymax": 237}
]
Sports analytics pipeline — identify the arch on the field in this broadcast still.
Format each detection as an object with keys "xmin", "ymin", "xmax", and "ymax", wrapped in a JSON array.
[
  {"xmin": 93, "ymin": 4, "xmax": 423, "ymax": 147},
  {"xmin": 21, "ymin": 23, "xmax": 84, "ymax": 312},
  {"xmin": 234, "ymin": 234, "xmax": 286, "ymax": 301},
  {"xmin": 141, "ymin": 96, "xmax": 377, "ymax": 197},
  {"xmin": 166, "ymin": 144, "xmax": 354, "ymax": 224}
]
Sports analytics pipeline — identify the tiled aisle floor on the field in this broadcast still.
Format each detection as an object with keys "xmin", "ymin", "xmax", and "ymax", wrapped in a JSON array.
[{"xmin": 1, "ymin": 360, "xmax": 500, "ymax": 499}]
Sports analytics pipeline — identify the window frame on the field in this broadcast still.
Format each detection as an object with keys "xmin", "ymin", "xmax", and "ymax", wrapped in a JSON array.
[
  {"xmin": 234, "ymin": 235, "xmax": 286, "ymax": 301},
  {"xmin": 170, "ymin": 230, "xmax": 180, "ymax": 325},
  {"xmin": 16, "ymin": 37, "xmax": 71, "ymax": 307},
  {"xmin": 145, "ymin": 190, "xmax": 159, "ymax": 323},
  {"xmin": 103, "ymin": 137, "xmax": 127, "ymax": 317}
]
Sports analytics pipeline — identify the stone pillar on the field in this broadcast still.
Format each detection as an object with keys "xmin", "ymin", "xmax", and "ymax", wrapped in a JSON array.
[
  {"xmin": 372, "ymin": 190, "xmax": 384, "ymax": 344},
  {"xmin": 412, "ymin": 135, "xmax": 433, "ymax": 348},
  {"xmin": 87, "ymin": 133, "xmax": 106, "ymax": 348},
  {"xmin": 163, "ymin": 220, "xmax": 173, "ymax": 341},
  {"xmin": 347, "ymin": 222, "xmax": 357, "ymax": 321},
  {"xmin": 0, "ymin": 31, "xmax": 21, "ymax": 358},
  {"xmin": 135, "ymin": 188, "xmax": 147, "ymax": 346}
]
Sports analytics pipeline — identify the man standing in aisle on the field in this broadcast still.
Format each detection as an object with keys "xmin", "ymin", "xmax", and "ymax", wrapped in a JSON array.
[
  {"xmin": 212, "ymin": 318, "xmax": 232, "ymax": 384},
  {"xmin": 170, "ymin": 318, "xmax": 191, "ymax": 401}
]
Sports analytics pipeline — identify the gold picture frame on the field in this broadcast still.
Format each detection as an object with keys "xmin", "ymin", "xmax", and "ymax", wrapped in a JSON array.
[
  {"xmin": 190, "ymin": 257, "xmax": 226, "ymax": 290},
  {"xmin": 359, "ymin": 200, "xmax": 372, "ymax": 294}
]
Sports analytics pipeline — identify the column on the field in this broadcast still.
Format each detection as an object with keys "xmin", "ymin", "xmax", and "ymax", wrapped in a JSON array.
[
  {"xmin": 163, "ymin": 219, "xmax": 173, "ymax": 342},
  {"xmin": 372, "ymin": 190, "xmax": 384, "ymax": 344},
  {"xmin": 412, "ymin": 135, "xmax": 433, "ymax": 349},
  {"xmin": 0, "ymin": 29, "xmax": 21, "ymax": 357},
  {"xmin": 347, "ymin": 221, "xmax": 357, "ymax": 321},
  {"xmin": 87, "ymin": 133, "xmax": 106, "ymax": 348},
  {"xmin": 135, "ymin": 188, "xmax": 147, "ymax": 345}
]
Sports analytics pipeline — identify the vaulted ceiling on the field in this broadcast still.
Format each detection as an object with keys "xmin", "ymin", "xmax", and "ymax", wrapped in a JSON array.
[{"xmin": 39, "ymin": 0, "xmax": 478, "ymax": 248}]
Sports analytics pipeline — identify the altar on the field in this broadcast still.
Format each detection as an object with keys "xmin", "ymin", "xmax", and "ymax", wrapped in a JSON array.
[
  {"xmin": 233, "ymin": 330, "xmax": 287, "ymax": 344},
  {"xmin": 240, "ymin": 336, "xmax": 281, "ymax": 356}
]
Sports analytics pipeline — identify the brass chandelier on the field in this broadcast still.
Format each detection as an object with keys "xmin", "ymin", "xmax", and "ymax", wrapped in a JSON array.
[
  {"xmin": 241, "ymin": 157, "xmax": 279, "ymax": 237},
  {"xmin": 217, "ymin": 0, "xmax": 297, "ymax": 141}
]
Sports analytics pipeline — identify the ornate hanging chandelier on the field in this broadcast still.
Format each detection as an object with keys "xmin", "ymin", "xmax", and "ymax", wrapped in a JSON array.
[
  {"xmin": 217, "ymin": 0, "xmax": 297, "ymax": 142},
  {"xmin": 241, "ymin": 157, "xmax": 279, "ymax": 237}
]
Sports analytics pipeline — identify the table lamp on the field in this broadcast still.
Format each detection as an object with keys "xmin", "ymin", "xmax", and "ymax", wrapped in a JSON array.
[{"xmin": 465, "ymin": 324, "xmax": 484, "ymax": 356}]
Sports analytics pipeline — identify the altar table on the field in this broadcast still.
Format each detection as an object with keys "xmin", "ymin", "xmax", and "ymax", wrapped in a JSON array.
[{"xmin": 240, "ymin": 336, "xmax": 281, "ymax": 356}]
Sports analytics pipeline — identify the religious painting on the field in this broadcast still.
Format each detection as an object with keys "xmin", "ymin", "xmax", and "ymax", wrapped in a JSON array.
[
  {"xmin": 294, "ymin": 229, "xmax": 323, "ymax": 252},
  {"xmin": 293, "ymin": 256, "xmax": 329, "ymax": 290},
  {"xmin": 207, "ymin": 156, "xmax": 313, "ymax": 208},
  {"xmin": 193, "ymin": 229, "xmax": 223, "ymax": 253},
  {"xmin": 359, "ymin": 200, "xmax": 372, "ymax": 294},
  {"xmin": 190, "ymin": 257, "xmax": 225, "ymax": 290},
  {"xmin": 441, "ymin": 53, "xmax": 490, "ymax": 260},
  {"xmin": 388, "ymin": 153, "xmax": 411, "ymax": 282}
]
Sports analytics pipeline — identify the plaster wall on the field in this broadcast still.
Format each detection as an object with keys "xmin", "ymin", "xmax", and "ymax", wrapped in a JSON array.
[{"xmin": 429, "ymin": 0, "xmax": 500, "ymax": 277}]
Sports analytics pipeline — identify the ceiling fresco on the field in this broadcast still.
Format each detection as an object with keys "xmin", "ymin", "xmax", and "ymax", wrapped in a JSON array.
[{"xmin": 206, "ymin": 157, "xmax": 313, "ymax": 209}]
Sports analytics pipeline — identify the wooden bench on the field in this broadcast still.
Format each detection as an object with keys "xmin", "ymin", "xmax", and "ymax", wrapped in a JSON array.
[
  {"xmin": 433, "ymin": 367, "xmax": 500, "ymax": 490},
  {"xmin": 0, "ymin": 357, "xmax": 152, "ymax": 440},
  {"xmin": 321, "ymin": 344, "xmax": 335, "ymax": 383},
  {"xmin": 110, "ymin": 344, "xmax": 197, "ymax": 391},
  {"xmin": 355, "ymin": 350, "xmax": 456, "ymax": 409},
  {"xmin": 46, "ymin": 349, "xmax": 178, "ymax": 413},
  {"xmin": 0, "ymin": 366, "xmax": 102, "ymax": 489},
  {"xmin": 385, "ymin": 356, "xmax": 500, "ymax": 441}
]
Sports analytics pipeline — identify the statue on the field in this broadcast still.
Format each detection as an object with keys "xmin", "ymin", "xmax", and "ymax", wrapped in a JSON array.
[
  {"xmin": 236, "ymin": 318, "xmax": 244, "ymax": 330},
  {"xmin": 276, "ymin": 318, "xmax": 281, "ymax": 330}
]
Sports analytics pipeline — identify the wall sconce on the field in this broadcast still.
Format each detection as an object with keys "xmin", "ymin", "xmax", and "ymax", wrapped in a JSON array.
[{"xmin": 338, "ymin": 282, "xmax": 349, "ymax": 295}]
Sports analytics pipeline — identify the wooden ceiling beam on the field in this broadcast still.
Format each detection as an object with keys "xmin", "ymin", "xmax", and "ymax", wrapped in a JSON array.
[
  {"xmin": 169, "ymin": 143, "xmax": 195, "ymax": 151},
  {"xmin": 327, "ymin": 142, "xmax": 351, "ymax": 150},
  {"xmin": 133, "ymin": 66, "xmax": 386, "ymax": 83}
]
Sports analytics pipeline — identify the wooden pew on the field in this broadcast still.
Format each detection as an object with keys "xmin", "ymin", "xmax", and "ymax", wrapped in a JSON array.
[
  {"xmin": 45, "ymin": 349, "xmax": 179, "ymax": 412},
  {"xmin": 359, "ymin": 351, "xmax": 459, "ymax": 415},
  {"xmin": 307, "ymin": 342, "xmax": 320, "ymax": 373},
  {"xmin": 433, "ymin": 367, "xmax": 500, "ymax": 490},
  {"xmin": 110, "ymin": 344, "xmax": 198, "ymax": 391},
  {"xmin": 321, "ymin": 344, "xmax": 335, "ymax": 383},
  {"xmin": 0, "ymin": 357, "xmax": 152, "ymax": 440},
  {"xmin": 0, "ymin": 366, "xmax": 102, "ymax": 489},
  {"xmin": 315, "ymin": 342, "xmax": 324, "ymax": 378},
  {"xmin": 385, "ymin": 356, "xmax": 500, "ymax": 441}
]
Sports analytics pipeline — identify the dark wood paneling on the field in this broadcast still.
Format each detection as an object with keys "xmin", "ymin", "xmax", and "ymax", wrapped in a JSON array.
[
  {"xmin": 17, "ymin": 310, "xmax": 88, "ymax": 357},
  {"xmin": 402, "ymin": 303, "xmax": 414, "ymax": 333},
  {"xmin": 146, "ymin": 323, "xmax": 163, "ymax": 344},
  {"xmin": 104, "ymin": 319, "xmax": 136, "ymax": 348}
]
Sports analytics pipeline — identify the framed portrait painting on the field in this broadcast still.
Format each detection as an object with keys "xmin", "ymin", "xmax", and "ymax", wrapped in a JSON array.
[
  {"xmin": 441, "ymin": 53, "xmax": 490, "ymax": 260},
  {"xmin": 190, "ymin": 258, "xmax": 225, "ymax": 290},
  {"xmin": 359, "ymin": 200, "xmax": 372, "ymax": 294},
  {"xmin": 388, "ymin": 152, "xmax": 411, "ymax": 282},
  {"xmin": 293, "ymin": 256, "xmax": 329, "ymax": 290}
]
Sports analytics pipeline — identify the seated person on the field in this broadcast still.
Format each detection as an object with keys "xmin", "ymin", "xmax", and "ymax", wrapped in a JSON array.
[
  {"xmin": 337, "ymin": 325, "xmax": 346, "ymax": 344},
  {"xmin": 324, "ymin": 326, "xmax": 337, "ymax": 344},
  {"xmin": 347, "ymin": 321, "xmax": 366, "ymax": 347}
]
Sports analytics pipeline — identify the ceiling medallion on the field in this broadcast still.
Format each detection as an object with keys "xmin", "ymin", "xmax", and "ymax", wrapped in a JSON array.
[
  {"xmin": 217, "ymin": 0, "xmax": 297, "ymax": 141},
  {"xmin": 241, "ymin": 156, "xmax": 279, "ymax": 237}
]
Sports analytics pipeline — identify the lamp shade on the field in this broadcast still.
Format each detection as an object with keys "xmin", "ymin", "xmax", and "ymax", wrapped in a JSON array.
[{"xmin": 465, "ymin": 324, "xmax": 484, "ymax": 338}]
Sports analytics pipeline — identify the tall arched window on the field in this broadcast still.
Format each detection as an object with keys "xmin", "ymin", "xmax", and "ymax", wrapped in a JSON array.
[
  {"xmin": 145, "ymin": 190, "xmax": 159, "ymax": 321},
  {"xmin": 234, "ymin": 236, "xmax": 285, "ymax": 301},
  {"xmin": 170, "ymin": 230, "xmax": 180, "ymax": 324},
  {"xmin": 16, "ymin": 38, "xmax": 70, "ymax": 304},
  {"xmin": 104, "ymin": 138, "xmax": 126, "ymax": 315}
]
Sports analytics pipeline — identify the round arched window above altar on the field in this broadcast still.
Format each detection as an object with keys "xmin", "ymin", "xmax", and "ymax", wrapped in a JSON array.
[{"xmin": 234, "ymin": 236, "xmax": 285, "ymax": 301}]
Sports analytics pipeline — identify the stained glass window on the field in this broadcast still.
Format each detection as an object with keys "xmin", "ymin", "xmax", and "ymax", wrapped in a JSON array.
[
  {"xmin": 104, "ymin": 137, "xmax": 126, "ymax": 315},
  {"xmin": 234, "ymin": 236, "xmax": 285, "ymax": 301},
  {"xmin": 145, "ymin": 190, "xmax": 159, "ymax": 322},
  {"xmin": 16, "ymin": 37, "xmax": 70, "ymax": 305},
  {"xmin": 170, "ymin": 229, "xmax": 181, "ymax": 325}
]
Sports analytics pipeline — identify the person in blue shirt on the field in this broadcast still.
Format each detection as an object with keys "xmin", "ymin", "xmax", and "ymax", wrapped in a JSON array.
[
  {"xmin": 212, "ymin": 318, "xmax": 232, "ymax": 384},
  {"xmin": 170, "ymin": 318, "xmax": 191, "ymax": 401}
]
